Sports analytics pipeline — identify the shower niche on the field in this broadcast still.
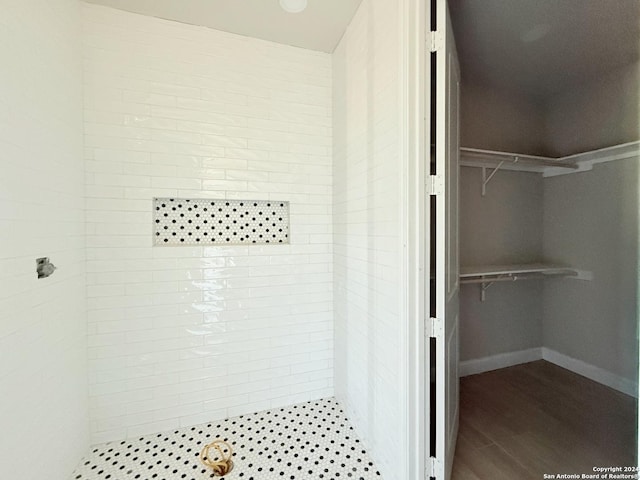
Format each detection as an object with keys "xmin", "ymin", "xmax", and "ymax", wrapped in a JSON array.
[{"xmin": 153, "ymin": 198, "xmax": 290, "ymax": 246}]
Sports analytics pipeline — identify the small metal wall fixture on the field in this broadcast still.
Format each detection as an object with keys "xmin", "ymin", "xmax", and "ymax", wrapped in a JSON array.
[
  {"xmin": 199, "ymin": 439, "xmax": 234, "ymax": 476},
  {"xmin": 36, "ymin": 257, "xmax": 57, "ymax": 279}
]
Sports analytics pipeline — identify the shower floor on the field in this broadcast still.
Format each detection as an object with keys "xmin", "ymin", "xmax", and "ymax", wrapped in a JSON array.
[{"xmin": 72, "ymin": 398, "xmax": 382, "ymax": 480}]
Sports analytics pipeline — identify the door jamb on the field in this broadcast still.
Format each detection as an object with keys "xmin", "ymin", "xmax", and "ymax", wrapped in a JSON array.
[{"xmin": 400, "ymin": 0, "xmax": 429, "ymax": 478}]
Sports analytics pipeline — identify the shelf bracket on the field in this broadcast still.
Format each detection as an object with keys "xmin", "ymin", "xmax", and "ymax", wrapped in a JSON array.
[
  {"xmin": 480, "ymin": 280, "xmax": 493, "ymax": 302},
  {"xmin": 480, "ymin": 274, "xmax": 519, "ymax": 301},
  {"xmin": 481, "ymin": 157, "xmax": 517, "ymax": 196}
]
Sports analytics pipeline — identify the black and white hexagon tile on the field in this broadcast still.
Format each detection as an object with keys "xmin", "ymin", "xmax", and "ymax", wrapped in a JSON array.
[
  {"xmin": 154, "ymin": 198, "xmax": 290, "ymax": 246},
  {"xmin": 72, "ymin": 398, "xmax": 383, "ymax": 480}
]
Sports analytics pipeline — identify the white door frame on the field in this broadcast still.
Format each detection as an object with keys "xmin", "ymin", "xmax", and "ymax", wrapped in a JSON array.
[
  {"xmin": 401, "ymin": 1, "xmax": 461, "ymax": 478},
  {"xmin": 399, "ymin": 0, "xmax": 429, "ymax": 478}
]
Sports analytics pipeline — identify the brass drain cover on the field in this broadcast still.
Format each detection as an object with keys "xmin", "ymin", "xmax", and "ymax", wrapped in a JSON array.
[{"xmin": 199, "ymin": 440, "xmax": 234, "ymax": 476}]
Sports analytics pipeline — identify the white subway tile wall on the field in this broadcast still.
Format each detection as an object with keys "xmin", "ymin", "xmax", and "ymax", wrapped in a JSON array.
[
  {"xmin": 333, "ymin": 1, "xmax": 405, "ymax": 479},
  {"xmin": 0, "ymin": 0, "xmax": 89, "ymax": 478},
  {"xmin": 83, "ymin": 4, "xmax": 333, "ymax": 444}
]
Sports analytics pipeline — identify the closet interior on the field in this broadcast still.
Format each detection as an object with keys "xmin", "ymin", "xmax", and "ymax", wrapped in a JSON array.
[{"xmin": 449, "ymin": 0, "xmax": 639, "ymax": 477}]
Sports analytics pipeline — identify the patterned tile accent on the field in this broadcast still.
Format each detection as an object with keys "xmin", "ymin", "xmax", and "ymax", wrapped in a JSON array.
[
  {"xmin": 154, "ymin": 198, "xmax": 290, "ymax": 246},
  {"xmin": 72, "ymin": 398, "xmax": 382, "ymax": 480}
]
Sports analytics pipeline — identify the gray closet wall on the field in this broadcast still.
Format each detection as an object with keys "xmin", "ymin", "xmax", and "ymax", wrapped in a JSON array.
[
  {"xmin": 459, "ymin": 168, "xmax": 544, "ymax": 361},
  {"xmin": 543, "ymin": 159, "xmax": 638, "ymax": 383},
  {"xmin": 545, "ymin": 63, "xmax": 640, "ymax": 156},
  {"xmin": 459, "ymin": 65, "xmax": 639, "ymax": 386},
  {"xmin": 459, "ymin": 83, "xmax": 547, "ymax": 362},
  {"xmin": 542, "ymin": 63, "xmax": 639, "ymax": 383},
  {"xmin": 460, "ymin": 83, "xmax": 548, "ymax": 155}
]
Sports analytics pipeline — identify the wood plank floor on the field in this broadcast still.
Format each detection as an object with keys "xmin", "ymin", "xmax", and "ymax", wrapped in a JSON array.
[{"xmin": 452, "ymin": 360, "xmax": 638, "ymax": 480}]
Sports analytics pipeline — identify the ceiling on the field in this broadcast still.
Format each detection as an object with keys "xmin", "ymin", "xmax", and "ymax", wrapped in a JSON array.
[
  {"xmin": 84, "ymin": 0, "xmax": 363, "ymax": 53},
  {"xmin": 85, "ymin": 0, "xmax": 638, "ymax": 99},
  {"xmin": 449, "ymin": 0, "xmax": 640, "ymax": 101}
]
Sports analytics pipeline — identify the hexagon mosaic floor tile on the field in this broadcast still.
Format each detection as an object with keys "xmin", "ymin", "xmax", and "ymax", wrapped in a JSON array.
[{"xmin": 72, "ymin": 398, "xmax": 382, "ymax": 480}]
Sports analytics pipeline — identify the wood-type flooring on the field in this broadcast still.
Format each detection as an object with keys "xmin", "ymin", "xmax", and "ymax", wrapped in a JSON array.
[{"xmin": 452, "ymin": 360, "xmax": 637, "ymax": 480}]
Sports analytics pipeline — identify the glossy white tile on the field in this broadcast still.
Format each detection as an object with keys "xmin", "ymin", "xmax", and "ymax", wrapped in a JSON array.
[
  {"xmin": 332, "ymin": 1, "xmax": 406, "ymax": 479},
  {"xmin": 83, "ymin": 3, "xmax": 333, "ymax": 443}
]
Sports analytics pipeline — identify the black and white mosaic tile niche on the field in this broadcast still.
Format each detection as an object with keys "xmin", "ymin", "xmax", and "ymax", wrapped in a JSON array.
[
  {"xmin": 72, "ymin": 398, "xmax": 382, "ymax": 480},
  {"xmin": 153, "ymin": 198, "xmax": 290, "ymax": 246}
]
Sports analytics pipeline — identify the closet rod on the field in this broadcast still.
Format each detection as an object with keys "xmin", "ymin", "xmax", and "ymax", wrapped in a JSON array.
[
  {"xmin": 461, "ymin": 272, "xmax": 576, "ymax": 301},
  {"xmin": 459, "ymin": 272, "xmax": 575, "ymax": 285},
  {"xmin": 461, "ymin": 147, "xmax": 580, "ymax": 170}
]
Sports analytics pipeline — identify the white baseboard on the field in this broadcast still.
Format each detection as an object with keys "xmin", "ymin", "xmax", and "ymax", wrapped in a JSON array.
[
  {"xmin": 460, "ymin": 347, "xmax": 638, "ymax": 398},
  {"xmin": 459, "ymin": 348, "xmax": 542, "ymax": 377},
  {"xmin": 541, "ymin": 347, "xmax": 638, "ymax": 398}
]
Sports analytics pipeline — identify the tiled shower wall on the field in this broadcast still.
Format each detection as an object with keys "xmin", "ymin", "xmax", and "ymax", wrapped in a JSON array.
[
  {"xmin": 83, "ymin": 4, "xmax": 333, "ymax": 443},
  {"xmin": 0, "ymin": 0, "xmax": 88, "ymax": 478},
  {"xmin": 333, "ymin": 1, "xmax": 406, "ymax": 479}
]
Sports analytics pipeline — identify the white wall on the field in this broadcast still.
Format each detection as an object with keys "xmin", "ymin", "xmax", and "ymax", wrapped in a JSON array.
[
  {"xmin": 333, "ymin": 0, "xmax": 406, "ymax": 478},
  {"xmin": 82, "ymin": 4, "xmax": 334, "ymax": 443},
  {"xmin": 0, "ymin": 0, "xmax": 88, "ymax": 478}
]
